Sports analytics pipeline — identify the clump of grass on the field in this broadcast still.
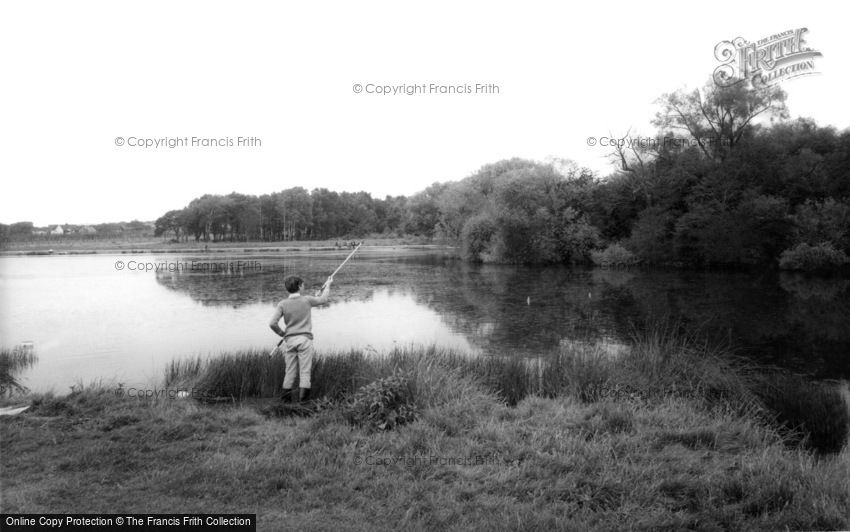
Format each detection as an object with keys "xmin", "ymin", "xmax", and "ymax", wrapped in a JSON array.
[
  {"xmin": 28, "ymin": 380, "xmax": 128, "ymax": 416},
  {"xmin": 617, "ymin": 322, "xmax": 758, "ymax": 410},
  {"xmin": 165, "ymin": 350, "xmax": 286, "ymax": 399},
  {"xmin": 0, "ymin": 346, "xmax": 38, "ymax": 397},
  {"xmin": 540, "ymin": 345, "xmax": 613, "ymax": 402},
  {"xmin": 312, "ymin": 349, "xmax": 380, "ymax": 400},
  {"xmin": 752, "ymin": 372, "xmax": 850, "ymax": 454},
  {"xmin": 578, "ymin": 402, "xmax": 634, "ymax": 437},
  {"xmin": 165, "ymin": 356, "xmax": 203, "ymax": 387},
  {"xmin": 28, "ymin": 393, "xmax": 76, "ymax": 416},
  {"xmin": 451, "ymin": 354, "xmax": 533, "ymax": 406},
  {"xmin": 657, "ymin": 428, "xmax": 718, "ymax": 450}
]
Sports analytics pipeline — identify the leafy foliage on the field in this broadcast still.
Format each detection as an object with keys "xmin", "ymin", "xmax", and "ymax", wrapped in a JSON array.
[
  {"xmin": 344, "ymin": 371, "xmax": 417, "ymax": 431},
  {"xmin": 591, "ymin": 243, "xmax": 639, "ymax": 267},
  {"xmin": 450, "ymin": 159, "xmax": 601, "ymax": 264},
  {"xmin": 779, "ymin": 242, "xmax": 849, "ymax": 272}
]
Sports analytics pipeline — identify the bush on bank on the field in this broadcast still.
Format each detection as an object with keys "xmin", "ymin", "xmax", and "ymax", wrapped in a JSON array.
[
  {"xmin": 590, "ymin": 243, "xmax": 639, "ymax": 267},
  {"xmin": 779, "ymin": 242, "xmax": 849, "ymax": 272}
]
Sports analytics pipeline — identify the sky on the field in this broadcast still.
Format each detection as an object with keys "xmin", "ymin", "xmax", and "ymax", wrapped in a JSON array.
[{"xmin": 1, "ymin": 1, "xmax": 847, "ymax": 226}]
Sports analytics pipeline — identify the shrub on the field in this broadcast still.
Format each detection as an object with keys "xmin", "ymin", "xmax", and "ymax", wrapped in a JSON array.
[
  {"xmin": 460, "ymin": 214, "xmax": 498, "ymax": 262},
  {"xmin": 28, "ymin": 394, "xmax": 75, "ymax": 416},
  {"xmin": 791, "ymin": 198, "xmax": 850, "ymax": 252},
  {"xmin": 779, "ymin": 242, "xmax": 849, "ymax": 272},
  {"xmin": 626, "ymin": 208, "xmax": 678, "ymax": 264},
  {"xmin": 344, "ymin": 371, "xmax": 417, "ymax": 431},
  {"xmin": 591, "ymin": 243, "xmax": 639, "ymax": 267}
]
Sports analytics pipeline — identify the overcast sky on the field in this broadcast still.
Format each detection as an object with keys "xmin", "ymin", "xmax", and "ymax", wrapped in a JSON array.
[{"xmin": 1, "ymin": 1, "xmax": 846, "ymax": 226}]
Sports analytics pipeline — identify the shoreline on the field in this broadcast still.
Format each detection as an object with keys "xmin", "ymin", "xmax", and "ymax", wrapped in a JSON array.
[{"xmin": 0, "ymin": 240, "xmax": 455, "ymax": 257}]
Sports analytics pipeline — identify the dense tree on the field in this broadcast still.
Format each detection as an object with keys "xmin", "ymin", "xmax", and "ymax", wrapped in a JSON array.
[
  {"xmin": 654, "ymin": 79, "xmax": 788, "ymax": 161},
  {"xmin": 154, "ymin": 210, "xmax": 185, "ymax": 240},
  {"xmin": 405, "ymin": 183, "xmax": 447, "ymax": 237},
  {"xmin": 444, "ymin": 160, "xmax": 601, "ymax": 264}
]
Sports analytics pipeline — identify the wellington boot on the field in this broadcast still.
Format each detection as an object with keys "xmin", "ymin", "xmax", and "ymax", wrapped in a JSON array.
[
  {"xmin": 278, "ymin": 388, "xmax": 294, "ymax": 403},
  {"xmin": 298, "ymin": 387, "xmax": 311, "ymax": 402}
]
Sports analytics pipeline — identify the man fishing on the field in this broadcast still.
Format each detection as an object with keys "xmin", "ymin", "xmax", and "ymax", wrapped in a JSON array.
[
  {"xmin": 268, "ymin": 242, "xmax": 362, "ymax": 405},
  {"xmin": 268, "ymin": 274, "xmax": 333, "ymax": 403}
]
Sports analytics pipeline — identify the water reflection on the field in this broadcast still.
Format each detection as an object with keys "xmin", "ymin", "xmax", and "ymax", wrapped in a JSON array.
[
  {"xmin": 152, "ymin": 253, "xmax": 850, "ymax": 378},
  {"xmin": 2, "ymin": 252, "xmax": 849, "ymax": 391}
]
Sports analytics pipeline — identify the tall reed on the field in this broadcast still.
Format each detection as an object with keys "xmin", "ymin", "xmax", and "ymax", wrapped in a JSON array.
[{"xmin": 0, "ymin": 345, "xmax": 37, "ymax": 396}]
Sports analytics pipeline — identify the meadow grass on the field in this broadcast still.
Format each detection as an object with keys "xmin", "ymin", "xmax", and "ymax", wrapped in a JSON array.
[{"xmin": 3, "ymin": 331, "xmax": 849, "ymax": 530}]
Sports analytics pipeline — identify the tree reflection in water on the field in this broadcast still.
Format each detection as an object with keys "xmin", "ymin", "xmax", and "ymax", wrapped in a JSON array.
[{"xmin": 154, "ymin": 253, "xmax": 850, "ymax": 379}]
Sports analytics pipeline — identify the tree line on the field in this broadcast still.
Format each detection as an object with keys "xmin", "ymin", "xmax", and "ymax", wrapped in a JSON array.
[
  {"xmin": 426, "ymin": 80, "xmax": 850, "ymax": 271},
  {"xmin": 4, "ymin": 80, "xmax": 848, "ymax": 272},
  {"xmin": 152, "ymin": 189, "xmax": 410, "ymax": 242}
]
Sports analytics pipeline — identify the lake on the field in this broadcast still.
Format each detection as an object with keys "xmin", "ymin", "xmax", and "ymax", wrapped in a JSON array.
[{"xmin": 1, "ymin": 249, "xmax": 849, "ymax": 392}]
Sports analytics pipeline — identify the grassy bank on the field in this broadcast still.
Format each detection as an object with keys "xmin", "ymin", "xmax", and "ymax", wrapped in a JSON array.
[{"xmin": 2, "ymin": 336, "xmax": 849, "ymax": 530}]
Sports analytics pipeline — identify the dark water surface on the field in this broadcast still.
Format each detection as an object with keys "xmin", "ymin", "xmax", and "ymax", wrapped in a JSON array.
[{"xmin": 1, "ymin": 250, "xmax": 848, "ymax": 391}]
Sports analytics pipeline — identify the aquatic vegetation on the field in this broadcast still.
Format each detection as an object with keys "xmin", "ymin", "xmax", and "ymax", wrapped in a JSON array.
[{"xmin": 0, "ymin": 345, "xmax": 37, "ymax": 397}]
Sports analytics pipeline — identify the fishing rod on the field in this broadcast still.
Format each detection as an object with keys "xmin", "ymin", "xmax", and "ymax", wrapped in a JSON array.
[
  {"xmin": 321, "ymin": 241, "xmax": 362, "ymax": 290},
  {"xmin": 269, "ymin": 241, "xmax": 363, "ymax": 356}
]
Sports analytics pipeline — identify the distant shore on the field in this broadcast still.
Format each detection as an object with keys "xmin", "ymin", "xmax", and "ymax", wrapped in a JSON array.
[{"xmin": 0, "ymin": 237, "xmax": 454, "ymax": 256}]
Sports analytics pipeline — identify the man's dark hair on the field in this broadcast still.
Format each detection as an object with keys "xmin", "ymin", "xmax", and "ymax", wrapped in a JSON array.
[{"xmin": 284, "ymin": 275, "xmax": 303, "ymax": 293}]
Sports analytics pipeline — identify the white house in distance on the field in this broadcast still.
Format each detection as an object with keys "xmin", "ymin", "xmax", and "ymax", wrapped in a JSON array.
[{"xmin": 49, "ymin": 225, "xmax": 64, "ymax": 236}]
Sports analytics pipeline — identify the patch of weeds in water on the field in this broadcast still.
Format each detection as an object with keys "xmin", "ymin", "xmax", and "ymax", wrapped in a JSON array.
[{"xmin": 0, "ymin": 346, "xmax": 37, "ymax": 397}]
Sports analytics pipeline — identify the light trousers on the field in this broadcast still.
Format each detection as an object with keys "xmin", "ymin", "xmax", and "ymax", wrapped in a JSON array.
[{"xmin": 282, "ymin": 335, "xmax": 314, "ymax": 389}]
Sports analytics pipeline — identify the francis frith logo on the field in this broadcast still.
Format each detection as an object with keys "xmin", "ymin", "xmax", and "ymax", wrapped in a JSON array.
[{"xmin": 713, "ymin": 28, "xmax": 822, "ymax": 87}]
